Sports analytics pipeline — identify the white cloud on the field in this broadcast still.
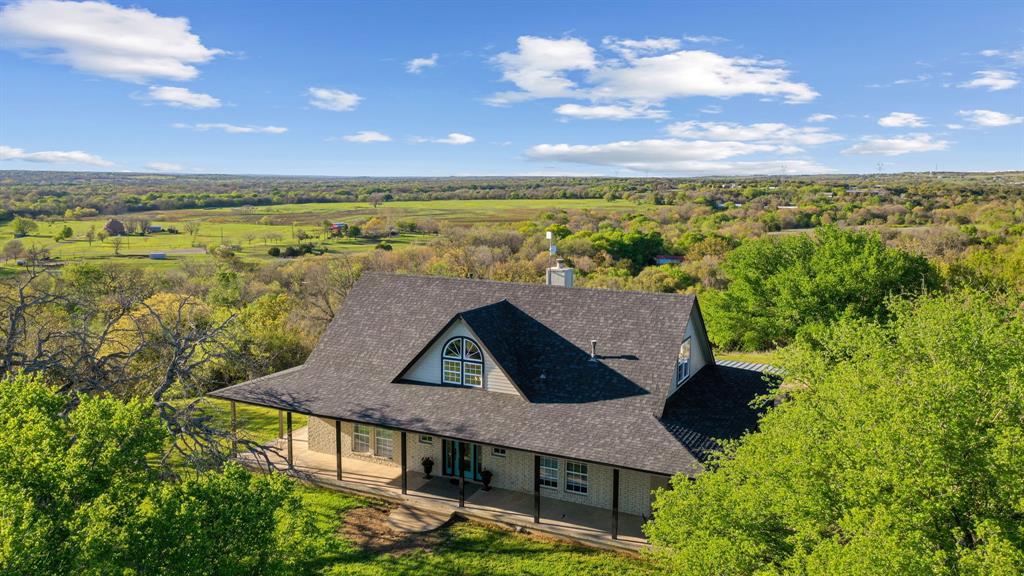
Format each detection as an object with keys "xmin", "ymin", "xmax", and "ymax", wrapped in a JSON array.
[
  {"xmin": 0, "ymin": 0, "xmax": 222, "ymax": 82},
  {"xmin": 878, "ymin": 112, "xmax": 927, "ymax": 128},
  {"xmin": 700, "ymin": 104, "xmax": 723, "ymax": 114},
  {"xmin": 602, "ymin": 36, "xmax": 680, "ymax": 58},
  {"xmin": 842, "ymin": 133, "xmax": 950, "ymax": 156},
  {"xmin": 1, "ymin": 144, "xmax": 113, "ymax": 166},
  {"xmin": 488, "ymin": 36, "xmax": 596, "ymax": 105},
  {"xmin": 980, "ymin": 47, "xmax": 1024, "ymax": 65},
  {"xmin": 434, "ymin": 132, "xmax": 475, "ymax": 145},
  {"xmin": 308, "ymin": 87, "xmax": 362, "ymax": 111},
  {"xmin": 666, "ymin": 121, "xmax": 843, "ymax": 146},
  {"xmin": 958, "ymin": 109, "xmax": 1024, "ymax": 127},
  {"xmin": 341, "ymin": 130, "xmax": 392, "ymax": 143},
  {"xmin": 174, "ymin": 123, "xmax": 287, "ymax": 134},
  {"xmin": 146, "ymin": 85, "xmax": 220, "ymax": 108},
  {"xmin": 959, "ymin": 70, "xmax": 1019, "ymax": 91},
  {"xmin": 406, "ymin": 53, "xmax": 438, "ymax": 73},
  {"xmin": 145, "ymin": 161, "xmax": 183, "ymax": 171},
  {"xmin": 806, "ymin": 113, "xmax": 836, "ymax": 122},
  {"xmin": 682, "ymin": 35, "xmax": 728, "ymax": 45},
  {"xmin": 946, "ymin": 124, "xmax": 964, "ymax": 130},
  {"xmin": 489, "ymin": 35, "xmax": 819, "ymax": 108},
  {"xmin": 554, "ymin": 103, "xmax": 667, "ymax": 120},
  {"xmin": 526, "ymin": 139, "xmax": 831, "ymax": 174}
]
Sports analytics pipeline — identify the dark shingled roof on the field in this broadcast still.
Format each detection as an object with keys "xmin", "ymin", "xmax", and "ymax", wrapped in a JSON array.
[{"xmin": 210, "ymin": 273, "xmax": 771, "ymax": 476}]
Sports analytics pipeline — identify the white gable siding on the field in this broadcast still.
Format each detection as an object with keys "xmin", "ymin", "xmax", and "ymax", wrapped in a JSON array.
[
  {"xmin": 401, "ymin": 319, "xmax": 521, "ymax": 396},
  {"xmin": 684, "ymin": 305, "xmax": 708, "ymax": 376}
]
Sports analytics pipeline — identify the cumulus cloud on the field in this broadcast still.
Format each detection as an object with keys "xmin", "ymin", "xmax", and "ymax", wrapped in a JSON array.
[
  {"xmin": 554, "ymin": 103, "xmax": 667, "ymax": 120},
  {"xmin": 406, "ymin": 53, "xmax": 438, "ymax": 73},
  {"xmin": 666, "ymin": 121, "xmax": 843, "ymax": 146},
  {"xmin": 145, "ymin": 161, "xmax": 183, "ymax": 172},
  {"xmin": 878, "ymin": 112, "xmax": 927, "ymax": 128},
  {"xmin": 0, "ymin": 0, "xmax": 222, "ymax": 82},
  {"xmin": 173, "ymin": 123, "xmax": 287, "ymax": 134},
  {"xmin": 980, "ymin": 47, "xmax": 1024, "ymax": 65},
  {"xmin": 959, "ymin": 70, "xmax": 1019, "ymax": 91},
  {"xmin": 958, "ymin": 109, "xmax": 1023, "ymax": 127},
  {"xmin": 341, "ymin": 131, "xmax": 392, "ymax": 143},
  {"xmin": 432, "ymin": 132, "xmax": 475, "ymax": 145},
  {"xmin": 1, "ymin": 144, "xmax": 113, "ymax": 166},
  {"xmin": 806, "ymin": 113, "xmax": 836, "ymax": 122},
  {"xmin": 526, "ymin": 139, "xmax": 830, "ymax": 175},
  {"xmin": 146, "ymin": 85, "xmax": 220, "ymax": 108},
  {"xmin": 308, "ymin": 87, "xmax": 362, "ymax": 111},
  {"xmin": 488, "ymin": 35, "xmax": 818, "ymax": 108},
  {"xmin": 842, "ymin": 133, "xmax": 950, "ymax": 156}
]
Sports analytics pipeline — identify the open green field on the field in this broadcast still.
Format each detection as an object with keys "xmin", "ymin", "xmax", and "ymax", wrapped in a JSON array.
[{"xmin": 1, "ymin": 198, "xmax": 646, "ymax": 272}]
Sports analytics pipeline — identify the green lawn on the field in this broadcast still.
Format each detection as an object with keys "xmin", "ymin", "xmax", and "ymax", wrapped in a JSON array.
[{"xmin": 715, "ymin": 349, "xmax": 782, "ymax": 365}]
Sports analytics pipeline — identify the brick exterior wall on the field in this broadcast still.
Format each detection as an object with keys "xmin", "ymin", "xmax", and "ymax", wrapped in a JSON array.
[{"xmin": 307, "ymin": 416, "xmax": 657, "ymax": 516}]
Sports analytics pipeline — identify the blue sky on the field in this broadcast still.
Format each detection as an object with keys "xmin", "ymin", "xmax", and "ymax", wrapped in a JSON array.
[{"xmin": 0, "ymin": 0, "xmax": 1021, "ymax": 176}]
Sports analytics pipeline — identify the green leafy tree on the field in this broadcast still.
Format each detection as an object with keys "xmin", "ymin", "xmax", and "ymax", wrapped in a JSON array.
[
  {"xmin": 11, "ymin": 217, "xmax": 38, "ymax": 237},
  {"xmin": 702, "ymin": 226, "xmax": 938, "ymax": 350},
  {"xmin": 0, "ymin": 372, "xmax": 326, "ymax": 575},
  {"xmin": 646, "ymin": 291, "xmax": 1024, "ymax": 575}
]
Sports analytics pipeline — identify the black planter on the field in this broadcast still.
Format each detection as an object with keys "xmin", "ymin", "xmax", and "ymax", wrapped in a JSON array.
[
  {"xmin": 422, "ymin": 463, "xmax": 433, "ymax": 479},
  {"xmin": 480, "ymin": 470, "xmax": 493, "ymax": 491}
]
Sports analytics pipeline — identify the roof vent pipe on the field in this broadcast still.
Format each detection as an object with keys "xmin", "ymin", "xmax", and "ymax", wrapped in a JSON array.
[{"xmin": 590, "ymin": 339, "xmax": 598, "ymax": 362}]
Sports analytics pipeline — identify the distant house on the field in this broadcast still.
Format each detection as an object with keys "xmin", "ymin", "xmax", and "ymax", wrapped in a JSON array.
[
  {"xmin": 149, "ymin": 253, "xmax": 167, "ymax": 260},
  {"xmin": 212, "ymin": 264, "xmax": 771, "ymax": 543},
  {"xmin": 654, "ymin": 255, "xmax": 685, "ymax": 265},
  {"xmin": 146, "ymin": 225, "xmax": 163, "ymax": 233},
  {"xmin": 329, "ymin": 222, "xmax": 349, "ymax": 236},
  {"xmin": 104, "ymin": 219, "xmax": 126, "ymax": 236}
]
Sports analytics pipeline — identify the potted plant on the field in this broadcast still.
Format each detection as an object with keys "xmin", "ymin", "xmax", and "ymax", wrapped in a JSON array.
[
  {"xmin": 480, "ymin": 469, "xmax": 493, "ymax": 491},
  {"xmin": 421, "ymin": 456, "xmax": 434, "ymax": 479}
]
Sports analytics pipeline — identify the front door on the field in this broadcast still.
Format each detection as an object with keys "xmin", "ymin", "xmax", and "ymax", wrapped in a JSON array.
[{"xmin": 442, "ymin": 439, "xmax": 481, "ymax": 481}]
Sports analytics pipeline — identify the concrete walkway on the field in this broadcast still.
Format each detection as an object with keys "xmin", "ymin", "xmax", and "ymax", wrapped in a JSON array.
[{"xmin": 386, "ymin": 504, "xmax": 454, "ymax": 533}]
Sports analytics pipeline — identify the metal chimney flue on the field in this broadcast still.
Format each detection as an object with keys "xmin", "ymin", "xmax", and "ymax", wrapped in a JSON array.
[{"xmin": 590, "ymin": 339, "xmax": 598, "ymax": 362}]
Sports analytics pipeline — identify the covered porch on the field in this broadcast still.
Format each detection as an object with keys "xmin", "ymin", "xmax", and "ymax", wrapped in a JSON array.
[{"xmin": 230, "ymin": 407, "xmax": 648, "ymax": 553}]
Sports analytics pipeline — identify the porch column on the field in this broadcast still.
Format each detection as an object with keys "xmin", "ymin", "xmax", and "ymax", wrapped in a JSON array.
[
  {"xmin": 278, "ymin": 410, "xmax": 283, "ymax": 438},
  {"xmin": 286, "ymin": 411, "xmax": 293, "ymax": 469},
  {"xmin": 334, "ymin": 419, "xmax": 342, "ymax": 481},
  {"xmin": 612, "ymin": 468, "xmax": 620, "ymax": 540},
  {"xmin": 533, "ymin": 454, "xmax": 540, "ymax": 523},
  {"xmin": 400, "ymin": 431, "xmax": 408, "ymax": 495},
  {"xmin": 456, "ymin": 439, "xmax": 465, "ymax": 507},
  {"xmin": 229, "ymin": 401, "xmax": 237, "ymax": 457}
]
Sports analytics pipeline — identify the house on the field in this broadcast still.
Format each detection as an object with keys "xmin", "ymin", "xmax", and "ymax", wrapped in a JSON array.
[
  {"xmin": 146, "ymin": 225, "xmax": 163, "ymax": 233},
  {"xmin": 329, "ymin": 222, "xmax": 349, "ymax": 236},
  {"xmin": 210, "ymin": 263, "xmax": 770, "ymax": 545}
]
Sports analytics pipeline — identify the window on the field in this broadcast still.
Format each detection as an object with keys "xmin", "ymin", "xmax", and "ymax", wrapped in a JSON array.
[
  {"xmin": 375, "ymin": 428, "xmax": 394, "ymax": 459},
  {"xmin": 539, "ymin": 457, "xmax": 559, "ymax": 489},
  {"xmin": 352, "ymin": 424, "xmax": 370, "ymax": 453},
  {"xmin": 565, "ymin": 461, "xmax": 588, "ymax": 494},
  {"xmin": 491, "ymin": 447, "xmax": 506, "ymax": 457},
  {"xmin": 675, "ymin": 338, "xmax": 692, "ymax": 386},
  {"xmin": 419, "ymin": 435, "xmax": 433, "ymax": 445},
  {"xmin": 442, "ymin": 336, "xmax": 484, "ymax": 388}
]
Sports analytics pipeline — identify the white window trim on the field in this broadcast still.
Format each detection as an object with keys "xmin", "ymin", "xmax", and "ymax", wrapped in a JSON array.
[
  {"xmin": 675, "ymin": 337, "xmax": 692, "ymax": 389},
  {"xmin": 442, "ymin": 336, "xmax": 485, "ymax": 388},
  {"xmin": 565, "ymin": 461, "xmax": 588, "ymax": 495},
  {"xmin": 419, "ymin": 434, "xmax": 433, "ymax": 445},
  {"xmin": 352, "ymin": 424, "xmax": 370, "ymax": 453},
  {"xmin": 374, "ymin": 428, "xmax": 394, "ymax": 459},
  {"xmin": 491, "ymin": 447, "xmax": 506, "ymax": 457},
  {"xmin": 539, "ymin": 456, "xmax": 559, "ymax": 489}
]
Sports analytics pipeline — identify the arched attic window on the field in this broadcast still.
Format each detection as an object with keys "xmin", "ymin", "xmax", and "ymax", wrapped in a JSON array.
[{"xmin": 442, "ymin": 336, "xmax": 484, "ymax": 387}]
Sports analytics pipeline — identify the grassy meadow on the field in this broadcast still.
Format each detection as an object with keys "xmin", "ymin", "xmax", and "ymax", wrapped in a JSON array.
[{"xmin": 1, "ymin": 198, "xmax": 646, "ymax": 272}]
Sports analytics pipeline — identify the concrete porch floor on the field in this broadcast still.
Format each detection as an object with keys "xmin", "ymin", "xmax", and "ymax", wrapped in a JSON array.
[{"xmin": 237, "ymin": 426, "xmax": 648, "ymax": 553}]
